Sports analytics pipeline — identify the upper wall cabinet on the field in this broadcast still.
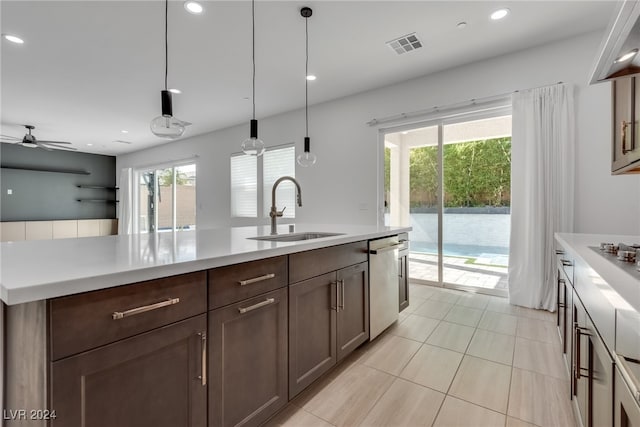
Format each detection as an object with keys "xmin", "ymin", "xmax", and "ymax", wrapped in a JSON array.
[{"xmin": 591, "ymin": 1, "xmax": 640, "ymax": 174}]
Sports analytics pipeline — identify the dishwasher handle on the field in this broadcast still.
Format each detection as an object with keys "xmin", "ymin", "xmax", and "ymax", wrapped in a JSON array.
[{"xmin": 369, "ymin": 243, "xmax": 404, "ymax": 254}]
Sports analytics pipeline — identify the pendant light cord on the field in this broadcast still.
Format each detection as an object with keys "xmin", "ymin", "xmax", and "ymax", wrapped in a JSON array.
[
  {"xmin": 305, "ymin": 15, "xmax": 309, "ymax": 138},
  {"xmin": 164, "ymin": 0, "xmax": 168, "ymax": 91},
  {"xmin": 252, "ymin": 0, "xmax": 256, "ymax": 120}
]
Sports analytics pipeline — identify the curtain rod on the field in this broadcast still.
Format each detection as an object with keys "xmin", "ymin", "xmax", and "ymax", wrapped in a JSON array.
[{"xmin": 366, "ymin": 81, "xmax": 564, "ymax": 127}]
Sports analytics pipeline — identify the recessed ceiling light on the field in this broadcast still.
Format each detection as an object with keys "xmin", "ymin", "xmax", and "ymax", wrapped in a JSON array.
[
  {"xmin": 401, "ymin": 131, "xmax": 409, "ymax": 135},
  {"xmin": 490, "ymin": 8, "xmax": 510, "ymax": 20},
  {"xmin": 87, "ymin": 143, "xmax": 93, "ymax": 146},
  {"xmin": 168, "ymin": 88, "xmax": 182, "ymax": 94},
  {"xmin": 121, "ymin": 130, "xmax": 129, "ymax": 134},
  {"xmin": 614, "ymin": 48, "xmax": 639, "ymax": 63},
  {"xmin": 306, "ymin": 75, "xmax": 317, "ymax": 81},
  {"xmin": 184, "ymin": 1, "xmax": 203, "ymax": 15},
  {"xmin": 3, "ymin": 34, "xmax": 24, "ymax": 44},
  {"xmin": 457, "ymin": 22, "xmax": 467, "ymax": 29}
]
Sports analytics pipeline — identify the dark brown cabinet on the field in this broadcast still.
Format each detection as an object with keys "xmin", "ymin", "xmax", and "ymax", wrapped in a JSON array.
[
  {"xmin": 336, "ymin": 262, "xmax": 369, "ymax": 361},
  {"xmin": 289, "ymin": 261, "xmax": 369, "ymax": 398},
  {"xmin": 612, "ymin": 76, "xmax": 640, "ymax": 173},
  {"xmin": 209, "ymin": 287, "xmax": 288, "ymax": 427},
  {"xmin": 51, "ymin": 315, "xmax": 207, "ymax": 427}
]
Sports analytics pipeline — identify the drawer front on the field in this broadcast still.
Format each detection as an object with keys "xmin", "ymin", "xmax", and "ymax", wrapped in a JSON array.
[
  {"xmin": 289, "ymin": 241, "xmax": 368, "ymax": 284},
  {"xmin": 50, "ymin": 271, "xmax": 207, "ymax": 361},
  {"xmin": 208, "ymin": 256, "xmax": 288, "ymax": 309}
]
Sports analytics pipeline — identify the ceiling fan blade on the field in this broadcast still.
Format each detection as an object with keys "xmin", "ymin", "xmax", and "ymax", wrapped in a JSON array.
[
  {"xmin": 37, "ymin": 140, "xmax": 72, "ymax": 145},
  {"xmin": 0, "ymin": 134, "xmax": 21, "ymax": 141},
  {"xmin": 39, "ymin": 142, "xmax": 77, "ymax": 151}
]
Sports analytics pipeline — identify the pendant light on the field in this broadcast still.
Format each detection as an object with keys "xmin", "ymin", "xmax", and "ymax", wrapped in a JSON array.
[
  {"xmin": 241, "ymin": 0, "xmax": 265, "ymax": 156},
  {"xmin": 150, "ymin": 0, "xmax": 191, "ymax": 139},
  {"xmin": 297, "ymin": 6, "xmax": 317, "ymax": 167}
]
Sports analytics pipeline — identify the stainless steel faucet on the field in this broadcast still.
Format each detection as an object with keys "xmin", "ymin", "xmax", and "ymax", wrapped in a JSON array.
[{"xmin": 270, "ymin": 176, "xmax": 302, "ymax": 235}]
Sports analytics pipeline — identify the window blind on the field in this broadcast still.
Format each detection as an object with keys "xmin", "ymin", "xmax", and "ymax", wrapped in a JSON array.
[
  {"xmin": 230, "ymin": 154, "xmax": 257, "ymax": 217},
  {"xmin": 263, "ymin": 146, "xmax": 295, "ymax": 218}
]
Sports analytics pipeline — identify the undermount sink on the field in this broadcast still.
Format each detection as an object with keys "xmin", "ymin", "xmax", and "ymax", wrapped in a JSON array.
[{"xmin": 248, "ymin": 232, "xmax": 345, "ymax": 242}]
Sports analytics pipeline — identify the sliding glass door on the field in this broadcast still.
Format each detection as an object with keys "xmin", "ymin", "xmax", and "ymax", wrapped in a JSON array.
[
  {"xmin": 384, "ymin": 113, "xmax": 511, "ymax": 296},
  {"xmin": 136, "ymin": 163, "xmax": 196, "ymax": 233}
]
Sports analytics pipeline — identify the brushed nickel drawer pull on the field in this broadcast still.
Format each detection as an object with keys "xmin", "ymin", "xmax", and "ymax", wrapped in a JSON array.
[
  {"xmin": 339, "ymin": 279, "xmax": 345, "ymax": 311},
  {"xmin": 112, "ymin": 297, "xmax": 180, "ymax": 320},
  {"xmin": 561, "ymin": 260, "xmax": 573, "ymax": 267},
  {"xmin": 238, "ymin": 298, "xmax": 275, "ymax": 314},
  {"xmin": 238, "ymin": 273, "xmax": 276, "ymax": 286},
  {"xmin": 198, "ymin": 331, "xmax": 207, "ymax": 386}
]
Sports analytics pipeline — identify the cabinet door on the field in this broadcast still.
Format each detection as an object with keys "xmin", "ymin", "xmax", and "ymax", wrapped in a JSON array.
[
  {"xmin": 557, "ymin": 271, "xmax": 567, "ymax": 354},
  {"xmin": 588, "ymin": 315, "xmax": 613, "ymax": 427},
  {"xmin": 573, "ymin": 298, "xmax": 589, "ymax": 427},
  {"xmin": 289, "ymin": 272, "xmax": 337, "ymax": 398},
  {"xmin": 209, "ymin": 288, "xmax": 288, "ymax": 427},
  {"xmin": 615, "ymin": 366, "xmax": 640, "ymax": 427},
  {"xmin": 337, "ymin": 262, "xmax": 369, "ymax": 361},
  {"xmin": 613, "ymin": 77, "xmax": 637, "ymax": 172},
  {"xmin": 399, "ymin": 255, "xmax": 409, "ymax": 312},
  {"xmin": 51, "ymin": 315, "xmax": 207, "ymax": 427}
]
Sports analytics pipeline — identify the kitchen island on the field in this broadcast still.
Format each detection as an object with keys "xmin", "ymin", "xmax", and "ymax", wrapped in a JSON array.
[{"xmin": 1, "ymin": 223, "xmax": 410, "ymax": 427}]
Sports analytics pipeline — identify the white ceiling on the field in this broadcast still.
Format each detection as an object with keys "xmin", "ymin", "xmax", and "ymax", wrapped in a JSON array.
[{"xmin": 1, "ymin": 1, "xmax": 615, "ymax": 156}]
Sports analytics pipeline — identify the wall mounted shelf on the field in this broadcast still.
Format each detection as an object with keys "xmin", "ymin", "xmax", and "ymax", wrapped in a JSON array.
[
  {"xmin": 77, "ymin": 185, "xmax": 118, "ymax": 190},
  {"xmin": 76, "ymin": 199, "xmax": 119, "ymax": 203},
  {"xmin": 1, "ymin": 165, "xmax": 90, "ymax": 175}
]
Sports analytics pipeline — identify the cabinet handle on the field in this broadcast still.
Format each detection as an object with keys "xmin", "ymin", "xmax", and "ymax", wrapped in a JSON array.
[
  {"xmin": 574, "ymin": 323, "xmax": 591, "ymax": 381},
  {"xmin": 558, "ymin": 303, "xmax": 565, "ymax": 308},
  {"xmin": 339, "ymin": 279, "xmax": 345, "ymax": 311},
  {"xmin": 198, "ymin": 332, "xmax": 207, "ymax": 387},
  {"xmin": 238, "ymin": 273, "xmax": 275, "ymax": 286},
  {"xmin": 561, "ymin": 260, "xmax": 573, "ymax": 267},
  {"xmin": 112, "ymin": 297, "xmax": 180, "ymax": 320},
  {"xmin": 238, "ymin": 298, "xmax": 275, "ymax": 314},
  {"xmin": 622, "ymin": 120, "xmax": 632, "ymax": 154},
  {"xmin": 330, "ymin": 281, "xmax": 338, "ymax": 311},
  {"xmin": 555, "ymin": 249, "xmax": 565, "ymax": 255},
  {"xmin": 369, "ymin": 243, "xmax": 404, "ymax": 254}
]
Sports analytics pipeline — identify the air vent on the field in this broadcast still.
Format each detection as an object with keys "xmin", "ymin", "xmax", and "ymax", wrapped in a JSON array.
[{"xmin": 386, "ymin": 33, "xmax": 422, "ymax": 55}]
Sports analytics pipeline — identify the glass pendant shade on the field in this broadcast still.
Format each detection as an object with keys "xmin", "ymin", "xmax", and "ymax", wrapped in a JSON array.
[
  {"xmin": 242, "ymin": 119, "xmax": 265, "ymax": 156},
  {"xmin": 297, "ymin": 136, "xmax": 317, "ymax": 167},
  {"xmin": 150, "ymin": 90, "xmax": 185, "ymax": 139}
]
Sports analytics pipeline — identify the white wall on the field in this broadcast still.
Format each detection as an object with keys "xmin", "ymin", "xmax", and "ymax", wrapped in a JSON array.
[{"xmin": 117, "ymin": 31, "xmax": 640, "ymax": 235}]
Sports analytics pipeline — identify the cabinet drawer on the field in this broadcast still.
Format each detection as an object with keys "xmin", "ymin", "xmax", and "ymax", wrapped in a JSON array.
[
  {"xmin": 208, "ymin": 256, "xmax": 288, "ymax": 309},
  {"xmin": 289, "ymin": 241, "xmax": 368, "ymax": 284},
  {"xmin": 50, "ymin": 271, "xmax": 207, "ymax": 361}
]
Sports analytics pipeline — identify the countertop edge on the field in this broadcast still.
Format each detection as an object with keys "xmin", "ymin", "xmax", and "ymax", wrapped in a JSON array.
[{"xmin": 1, "ymin": 226, "xmax": 411, "ymax": 305}]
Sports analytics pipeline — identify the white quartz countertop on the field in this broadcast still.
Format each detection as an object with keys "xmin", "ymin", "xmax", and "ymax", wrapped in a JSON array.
[
  {"xmin": 0, "ymin": 224, "xmax": 410, "ymax": 305},
  {"xmin": 555, "ymin": 233, "xmax": 640, "ymax": 312}
]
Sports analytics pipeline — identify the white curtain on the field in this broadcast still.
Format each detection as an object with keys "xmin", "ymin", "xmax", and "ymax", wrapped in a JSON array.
[
  {"xmin": 508, "ymin": 84, "xmax": 575, "ymax": 311},
  {"xmin": 118, "ymin": 168, "xmax": 133, "ymax": 235}
]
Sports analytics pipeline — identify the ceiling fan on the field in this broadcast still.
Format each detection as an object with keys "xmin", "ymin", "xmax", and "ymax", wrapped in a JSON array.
[{"xmin": 0, "ymin": 125, "xmax": 77, "ymax": 151}]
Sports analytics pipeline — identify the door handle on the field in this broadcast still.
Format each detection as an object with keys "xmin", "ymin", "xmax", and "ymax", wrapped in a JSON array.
[
  {"xmin": 339, "ymin": 279, "xmax": 345, "ymax": 311},
  {"xmin": 330, "ymin": 281, "xmax": 338, "ymax": 311}
]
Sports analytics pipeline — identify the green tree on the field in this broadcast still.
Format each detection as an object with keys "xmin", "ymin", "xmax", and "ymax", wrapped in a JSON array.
[{"xmin": 159, "ymin": 169, "xmax": 188, "ymax": 186}]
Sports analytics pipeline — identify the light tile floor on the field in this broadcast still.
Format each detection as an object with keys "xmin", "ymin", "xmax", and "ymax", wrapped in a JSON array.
[{"xmin": 266, "ymin": 284, "xmax": 577, "ymax": 427}]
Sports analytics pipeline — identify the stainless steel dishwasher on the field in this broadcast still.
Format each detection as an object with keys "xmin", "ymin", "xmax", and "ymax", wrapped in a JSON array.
[{"xmin": 368, "ymin": 235, "xmax": 401, "ymax": 340}]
